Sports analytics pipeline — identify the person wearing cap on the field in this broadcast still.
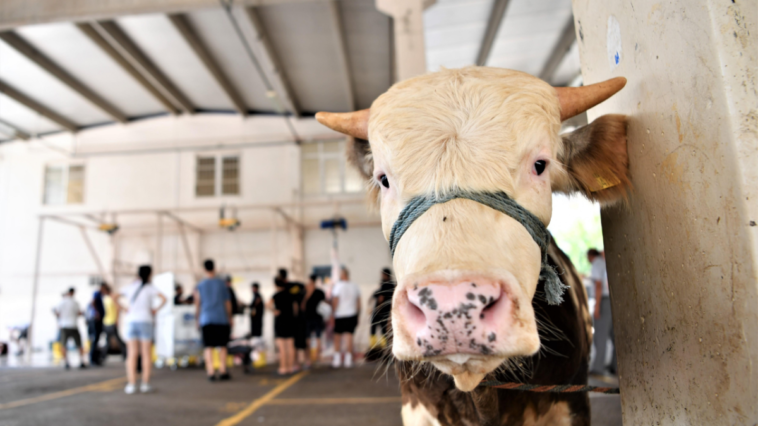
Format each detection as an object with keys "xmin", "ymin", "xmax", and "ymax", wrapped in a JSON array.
[{"xmin": 54, "ymin": 287, "xmax": 87, "ymax": 370}]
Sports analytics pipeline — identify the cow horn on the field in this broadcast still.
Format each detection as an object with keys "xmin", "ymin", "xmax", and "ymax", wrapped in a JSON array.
[
  {"xmin": 315, "ymin": 109, "xmax": 370, "ymax": 140},
  {"xmin": 556, "ymin": 77, "xmax": 627, "ymax": 121}
]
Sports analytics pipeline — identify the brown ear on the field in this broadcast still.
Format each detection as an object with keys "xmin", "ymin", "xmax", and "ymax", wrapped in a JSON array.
[
  {"xmin": 554, "ymin": 114, "xmax": 630, "ymax": 205},
  {"xmin": 346, "ymin": 137, "xmax": 373, "ymax": 180}
]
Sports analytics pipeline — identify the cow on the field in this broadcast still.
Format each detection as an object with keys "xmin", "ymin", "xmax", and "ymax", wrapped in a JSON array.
[{"xmin": 316, "ymin": 67, "xmax": 629, "ymax": 426}]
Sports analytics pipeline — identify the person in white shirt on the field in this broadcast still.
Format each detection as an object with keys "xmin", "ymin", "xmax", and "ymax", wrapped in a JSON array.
[
  {"xmin": 330, "ymin": 248, "xmax": 361, "ymax": 368},
  {"xmin": 116, "ymin": 265, "xmax": 167, "ymax": 394},
  {"xmin": 54, "ymin": 288, "xmax": 86, "ymax": 370},
  {"xmin": 587, "ymin": 248, "xmax": 616, "ymax": 375}
]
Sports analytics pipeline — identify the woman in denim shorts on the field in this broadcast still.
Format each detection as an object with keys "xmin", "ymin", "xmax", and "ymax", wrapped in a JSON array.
[{"xmin": 117, "ymin": 265, "xmax": 167, "ymax": 394}]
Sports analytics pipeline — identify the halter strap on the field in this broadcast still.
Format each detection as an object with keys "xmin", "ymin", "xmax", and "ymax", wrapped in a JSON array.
[{"xmin": 388, "ymin": 191, "xmax": 568, "ymax": 305}]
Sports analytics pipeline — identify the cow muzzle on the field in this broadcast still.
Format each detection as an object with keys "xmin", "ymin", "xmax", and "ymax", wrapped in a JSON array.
[{"xmin": 392, "ymin": 271, "xmax": 541, "ymax": 391}]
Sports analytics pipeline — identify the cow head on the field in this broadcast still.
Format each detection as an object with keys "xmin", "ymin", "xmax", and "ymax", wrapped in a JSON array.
[{"xmin": 316, "ymin": 67, "xmax": 629, "ymax": 391}]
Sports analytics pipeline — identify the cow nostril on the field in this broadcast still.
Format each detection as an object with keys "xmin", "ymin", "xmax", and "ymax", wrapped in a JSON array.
[
  {"xmin": 479, "ymin": 293, "xmax": 501, "ymax": 320},
  {"xmin": 404, "ymin": 293, "xmax": 427, "ymax": 328}
]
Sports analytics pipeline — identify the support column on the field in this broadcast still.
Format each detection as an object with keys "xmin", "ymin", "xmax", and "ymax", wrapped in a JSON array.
[
  {"xmin": 79, "ymin": 226, "xmax": 107, "ymax": 281},
  {"xmin": 110, "ymin": 214, "xmax": 119, "ymax": 285},
  {"xmin": 27, "ymin": 217, "xmax": 45, "ymax": 361},
  {"xmin": 572, "ymin": 0, "xmax": 757, "ymax": 424},
  {"xmin": 375, "ymin": 0, "xmax": 436, "ymax": 81},
  {"xmin": 155, "ymin": 213, "xmax": 163, "ymax": 273},
  {"xmin": 270, "ymin": 210, "xmax": 279, "ymax": 277}
]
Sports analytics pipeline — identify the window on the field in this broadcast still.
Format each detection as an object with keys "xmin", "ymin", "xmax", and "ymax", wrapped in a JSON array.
[
  {"xmin": 195, "ymin": 155, "xmax": 240, "ymax": 197},
  {"xmin": 302, "ymin": 141, "xmax": 363, "ymax": 195},
  {"xmin": 43, "ymin": 164, "xmax": 84, "ymax": 205}
]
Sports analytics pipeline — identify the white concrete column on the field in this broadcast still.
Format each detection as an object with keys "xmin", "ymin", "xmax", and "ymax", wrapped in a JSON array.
[
  {"xmin": 375, "ymin": 0, "xmax": 436, "ymax": 81},
  {"xmin": 572, "ymin": 0, "xmax": 757, "ymax": 424}
]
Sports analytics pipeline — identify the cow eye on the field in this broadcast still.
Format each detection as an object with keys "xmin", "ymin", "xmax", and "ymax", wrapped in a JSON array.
[
  {"xmin": 534, "ymin": 160, "xmax": 547, "ymax": 176},
  {"xmin": 379, "ymin": 174, "xmax": 390, "ymax": 189}
]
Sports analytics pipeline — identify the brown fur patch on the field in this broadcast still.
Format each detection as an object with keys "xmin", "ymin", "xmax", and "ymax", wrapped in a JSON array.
[
  {"xmin": 345, "ymin": 137, "xmax": 380, "ymax": 208},
  {"xmin": 557, "ymin": 114, "xmax": 631, "ymax": 205}
]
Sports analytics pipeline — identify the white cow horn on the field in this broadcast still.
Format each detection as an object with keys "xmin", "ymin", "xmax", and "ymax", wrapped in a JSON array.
[
  {"xmin": 315, "ymin": 109, "xmax": 370, "ymax": 140},
  {"xmin": 555, "ymin": 77, "xmax": 627, "ymax": 121}
]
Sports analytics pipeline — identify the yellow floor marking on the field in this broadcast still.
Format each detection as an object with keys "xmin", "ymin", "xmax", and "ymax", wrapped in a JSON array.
[
  {"xmin": 589, "ymin": 374, "xmax": 618, "ymax": 386},
  {"xmin": 214, "ymin": 371, "xmax": 309, "ymax": 426},
  {"xmin": 0, "ymin": 376, "xmax": 126, "ymax": 411},
  {"xmin": 268, "ymin": 397, "xmax": 402, "ymax": 405}
]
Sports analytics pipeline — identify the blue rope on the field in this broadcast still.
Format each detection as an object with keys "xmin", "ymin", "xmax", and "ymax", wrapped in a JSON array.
[{"xmin": 388, "ymin": 191, "xmax": 568, "ymax": 305}]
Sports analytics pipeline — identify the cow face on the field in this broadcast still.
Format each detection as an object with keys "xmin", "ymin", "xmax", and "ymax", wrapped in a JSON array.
[{"xmin": 317, "ymin": 67, "xmax": 629, "ymax": 391}]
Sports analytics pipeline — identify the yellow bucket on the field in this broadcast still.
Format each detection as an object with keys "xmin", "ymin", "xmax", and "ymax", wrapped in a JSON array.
[{"xmin": 52, "ymin": 342, "xmax": 63, "ymax": 361}]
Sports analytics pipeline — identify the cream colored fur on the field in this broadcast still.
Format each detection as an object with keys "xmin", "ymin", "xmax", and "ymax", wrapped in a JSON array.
[
  {"xmin": 331, "ymin": 67, "xmax": 627, "ymax": 394},
  {"xmin": 366, "ymin": 68, "xmax": 561, "ymax": 388}
]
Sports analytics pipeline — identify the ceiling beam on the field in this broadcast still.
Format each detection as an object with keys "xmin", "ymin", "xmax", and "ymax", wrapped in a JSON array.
[
  {"xmin": 0, "ymin": 0, "xmax": 331, "ymax": 31},
  {"xmin": 327, "ymin": 0, "xmax": 355, "ymax": 111},
  {"xmin": 168, "ymin": 14, "xmax": 247, "ymax": 117},
  {"xmin": 0, "ymin": 31, "xmax": 128, "ymax": 123},
  {"xmin": 475, "ymin": 0, "xmax": 510, "ymax": 66},
  {"xmin": 96, "ymin": 20, "xmax": 195, "ymax": 114},
  {"xmin": 76, "ymin": 22, "xmax": 181, "ymax": 115},
  {"xmin": 376, "ymin": 0, "xmax": 435, "ymax": 81},
  {"xmin": 0, "ymin": 78, "xmax": 78, "ymax": 131},
  {"xmin": 538, "ymin": 16, "xmax": 576, "ymax": 83},
  {"xmin": 231, "ymin": 6, "xmax": 300, "ymax": 117},
  {"xmin": 0, "ymin": 117, "xmax": 31, "ymax": 140}
]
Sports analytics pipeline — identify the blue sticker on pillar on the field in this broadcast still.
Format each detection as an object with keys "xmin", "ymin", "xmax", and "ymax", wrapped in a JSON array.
[{"xmin": 607, "ymin": 15, "xmax": 622, "ymax": 71}]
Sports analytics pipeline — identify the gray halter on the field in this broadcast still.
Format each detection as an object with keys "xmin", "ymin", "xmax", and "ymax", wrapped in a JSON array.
[{"xmin": 388, "ymin": 191, "xmax": 568, "ymax": 305}]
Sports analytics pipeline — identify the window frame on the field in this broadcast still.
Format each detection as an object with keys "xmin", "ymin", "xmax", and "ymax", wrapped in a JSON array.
[
  {"xmin": 195, "ymin": 153, "xmax": 241, "ymax": 198},
  {"xmin": 301, "ymin": 140, "xmax": 362, "ymax": 196},
  {"xmin": 42, "ymin": 162, "xmax": 86, "ymax": 205}
]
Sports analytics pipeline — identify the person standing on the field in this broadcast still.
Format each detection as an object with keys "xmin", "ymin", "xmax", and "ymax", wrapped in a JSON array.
[
  {"xmin": 174, "ymin": 284, "xmax": 186, "ymax": 305},
  {"xmin": 267, "ymin": 277, "xmax": 297, "ymax": 375},
  {"xmin": 330, "ymin": 249, "xmax": 361, "ymax": 368},
  {"xmin": 588, "ymin": 248, "xmax": 616, "ymax": 375},
  {"xmin": 279, "ymin": 269, "xmax": 307, "ymax": 371},
  {"xmin": 54, "ymin": 288, "xmax": 87, "ymax": 370},
  {"xmin": 87, "ymin": 283, "xmax": 106, "ymax": 366},
  {"xmin": 101, "ymin": 283, "xmax": 126, "ymax": 361},
  {"xmin": 225, "ymin": 275, "xmax": 243, "ymax": 340},
  {"xmin": 249, "ymin": 283, "xmax": 264, "ymax": 339},
  {"xmin": 370, "ymin": 268, "xmax": 395, "ymax": 348},
  {"xmin": 118, "ymin": 265, "xmax": 167, "ymax": 394},
  {"xmin": 302, "ymin": 274, "xmax": 326, "ymax": 367},
  {"xmin": 195, "ymin": 260, "xmax": 233, "ymax": 382}
]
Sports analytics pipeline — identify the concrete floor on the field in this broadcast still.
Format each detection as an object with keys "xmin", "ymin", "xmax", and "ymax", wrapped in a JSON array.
[{"xmin": 0, "ymin": 360, "xmax": 621, "ymax": 425}]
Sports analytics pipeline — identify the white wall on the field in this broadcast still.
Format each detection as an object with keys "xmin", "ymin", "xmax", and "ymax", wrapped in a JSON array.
[{"xmin": 0, "ymin": 114, "xmax": 387, "ymax": 356}]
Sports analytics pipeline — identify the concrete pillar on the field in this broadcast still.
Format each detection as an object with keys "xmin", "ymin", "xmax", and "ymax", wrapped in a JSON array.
[
  {"xmin": 375, "ymin": 0, "xmax": 436, "ymax": 81},
  {"xmin": 571, "ymin": 0, "xmax": 757, "ymax": 424}
]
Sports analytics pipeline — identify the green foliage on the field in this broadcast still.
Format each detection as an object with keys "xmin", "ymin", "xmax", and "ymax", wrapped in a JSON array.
[{"xmin": 551, "ymin": 212, "xmax": 604, "ymax": 276}]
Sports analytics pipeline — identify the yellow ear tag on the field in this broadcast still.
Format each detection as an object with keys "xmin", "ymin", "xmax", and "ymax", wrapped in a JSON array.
[{"xmin": 590, "ymin": 173, "xmax": 621, "ymax": 192}]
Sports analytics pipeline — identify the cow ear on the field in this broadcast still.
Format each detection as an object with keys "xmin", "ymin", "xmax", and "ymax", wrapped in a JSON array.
[
  {"xmin": 345, "ymin": 137, "xmax": 379, "ymax": 206},
  {"xmin": 553, "ymin": 114, "xmax": 630, "ymax": 205},
  {"xmin": 346, "ymin": 137, "xmax": 373, "ymax": 180}
]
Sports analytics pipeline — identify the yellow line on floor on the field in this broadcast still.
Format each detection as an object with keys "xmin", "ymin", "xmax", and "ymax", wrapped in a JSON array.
[
  {"xmin": 589, "ymin": 374, "xmax": 618, "ymax": 386},
  {"xmin": 0, "ymin": 376, "xmax": 126, "ymax": 411},
  {"xmin": 214, "ymin": 371, "xmax": 309, "ymax": 426},
  {"xmin": 268, "ymin": 397, "xmax": 402, "ymax": 405}
]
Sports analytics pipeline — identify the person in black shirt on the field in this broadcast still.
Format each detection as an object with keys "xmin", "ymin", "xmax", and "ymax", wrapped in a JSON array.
[
  {"xmin": 278, "ymin": 268, "xmax": 307, "ymax": 371},
  {"xmin": 267, "ymin": 277, "xmax": 297, "ymax": 375},
  {"xmin": 249, "ymin": 283, "xmax": 264, "ymax": 338},
  {"xmin": 302, "ymin": 274, "xmax": 326, "ymax": 368},
  {"xmin": 370, "ymin": 268, "xmax": 395, "ymax": 348},
  {"xmin": 225, "ymin": 276, "xmax": 242, "ymax": 340}
]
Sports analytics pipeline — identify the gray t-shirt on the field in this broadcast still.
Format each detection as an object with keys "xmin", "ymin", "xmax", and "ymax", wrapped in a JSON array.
[
  {"xmin": 56, "ymin": 297, "xmax": 80, "ymax": 328},
  {"xmin": 590, "ymin": 257, "xmax": 610, "ymax": 297}
]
